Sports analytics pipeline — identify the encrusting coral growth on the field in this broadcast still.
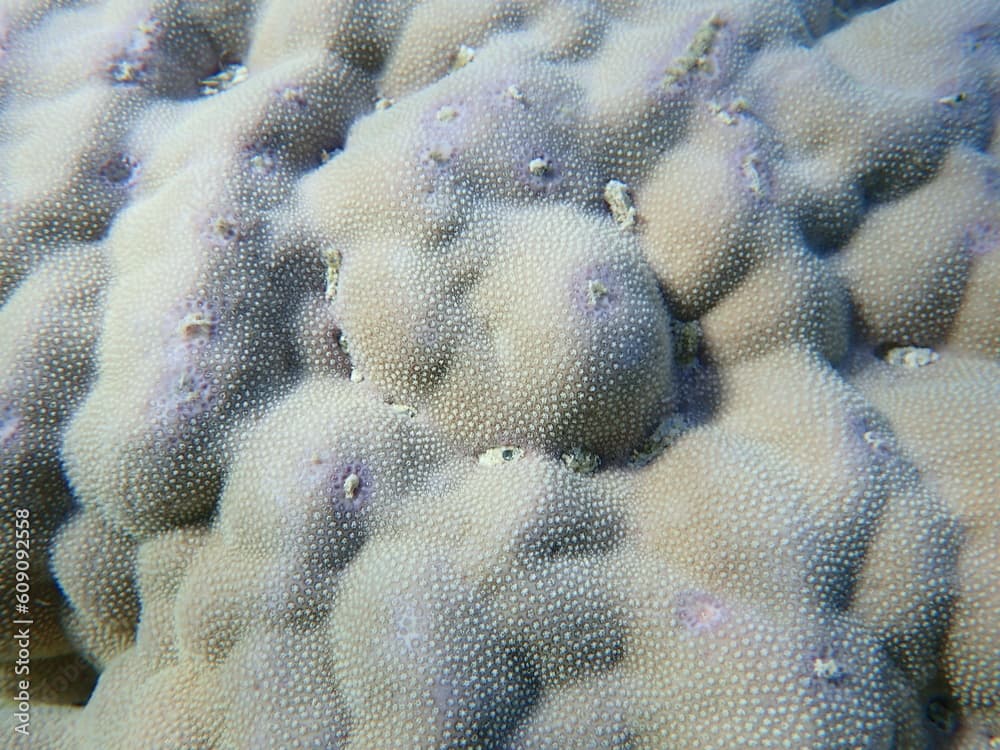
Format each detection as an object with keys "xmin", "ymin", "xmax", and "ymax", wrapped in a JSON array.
[{"xmin": 1, "ymin": 0, "xmax": 998, "ymax": 747}]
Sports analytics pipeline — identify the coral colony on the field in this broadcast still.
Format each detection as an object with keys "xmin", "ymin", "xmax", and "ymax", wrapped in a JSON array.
[{"xmin": 1, "ymin": 0, "xmax": 998, "ymax": 747}]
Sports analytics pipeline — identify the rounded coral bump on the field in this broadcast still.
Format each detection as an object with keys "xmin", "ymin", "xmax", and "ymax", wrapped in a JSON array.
[{"xmin": 0, "ymin": 0, "xmax": 997, "ymax": 748}]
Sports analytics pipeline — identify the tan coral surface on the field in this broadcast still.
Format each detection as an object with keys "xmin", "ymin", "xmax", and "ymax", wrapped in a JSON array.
[{"xmin": 1, "ymin": 0, "xmax": 998, "ymax": 748}]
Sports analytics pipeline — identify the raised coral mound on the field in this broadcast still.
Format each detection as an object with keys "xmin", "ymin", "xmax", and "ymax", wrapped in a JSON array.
[{"xmin": 1, "ymin": 0, "xmax": 998, "ymax": 748}]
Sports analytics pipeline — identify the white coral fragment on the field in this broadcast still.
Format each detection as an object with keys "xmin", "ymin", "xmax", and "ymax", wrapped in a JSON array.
[
  {"xmin": 528, "ymin": 156, "xmax": 551, "ymax": 176},
  {"xmin": 324, "ymin": 247, "xmax": 342, "ymax": 302},
  {"xmin": 435, "ymin": 104, "xmax": 460, "ymax": 122},
  {"xmin": 561, "ymin": 447, "xmax": 600, "ymax": 474},
  {"xmin": 478, "ymin": 446, "xmax": 524, "ymax": 465},
  {"xmin": 504, "ymin": 84, "xmax": 526, "ymax": 103},
  {"xmin": 200, "ymin": 64, "xmax": 248, "ymax": 96},
  {"xmin": 586, "ymin": 279, "xmax": 608, "ymax": 307},
  {"xmin": 604, "ymin": 179, "xmax": 636, "ymax": 230},
  {"xmin": 708, "ymin": 97, "xmax": 749, "ymax": 125},
  {"xmin": 342, "ymin": 472, "xmax": 360, "ymax": 500},
  {"xmin": 389, "ymin": 403, "xmax": 416, "ymax": 418},
  {"xmin": 662, "ymin": 13, "xmax": 724, "ymax": 87},
  {"xmin": 740, "ymin": 152, "xmax": 764, "ymax": 196},
  {"xmin": 885, "ymin": 346, "xmax": 940, "ymax": 368},
  {"xmin": 812, "ymin": 656, "xmax": 844, "ymax": 682},
  {"xmin": 630, "ymin": 415, "xmax": 688, "ymax": 466},
  {"xmin": 178, "ymin": 312, "xmax": 214, "ymax": 342},
  {"xmin": 937, "ymin": 92, "xmax": 967, "ymax": 107},
  {"xmin": 452, "ymin": 44, "xmax": 476, "ymax": 70}
]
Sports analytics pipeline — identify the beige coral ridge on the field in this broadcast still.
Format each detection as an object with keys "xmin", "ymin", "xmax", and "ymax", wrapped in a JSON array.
[{"xmin": 1, "ymin": 0, "xmax": 998, "ymax": 748}]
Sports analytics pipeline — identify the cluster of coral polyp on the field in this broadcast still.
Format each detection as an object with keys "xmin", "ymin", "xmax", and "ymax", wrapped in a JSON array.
[{"xmin": 1, "ymin": 0, "xmax": 998, "ymax": 747}]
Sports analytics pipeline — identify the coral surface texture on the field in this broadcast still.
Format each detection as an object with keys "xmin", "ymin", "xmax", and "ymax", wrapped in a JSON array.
[{"xmin": 1, "ymin": 0, "xmax": 999, "ymax": 747}]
